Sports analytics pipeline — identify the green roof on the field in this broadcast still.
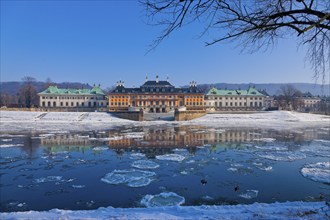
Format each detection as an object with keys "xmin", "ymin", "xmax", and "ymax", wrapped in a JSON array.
[
  {"xmin": 207, "ymin": 87, "xmax": 265, "ymax": 96},
  {"xmin": 38, "ymin": 86, "xmax": 105, "ymax": 95}
]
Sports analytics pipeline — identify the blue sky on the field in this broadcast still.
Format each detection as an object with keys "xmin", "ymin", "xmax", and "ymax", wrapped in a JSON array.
[{"xmin": 0, "ymin": 1, "xmax": 324, "ymax": 88}]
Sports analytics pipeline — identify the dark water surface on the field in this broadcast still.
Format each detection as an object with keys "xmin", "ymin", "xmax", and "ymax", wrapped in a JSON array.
[{"xmin": 1, "ymin": 125, "xmax": 329, "ymax": 212}]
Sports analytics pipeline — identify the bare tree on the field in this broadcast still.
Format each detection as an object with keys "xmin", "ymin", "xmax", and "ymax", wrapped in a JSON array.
[
  {"xmin": 142, "ymin": 0, "xmax": 330, "ymax": 82},
  {"xmin": 44, "ymin": 77, "xmax": 54, "ymax": 89},
  {"xmin": 0, "ymin": 93, "xmax": 12, "ymax": 107},
  {"xmin": 19, "ymin": 76, "xmax": 38, "ymax": 108},
  {"xmin": 278, "ymin": 84, "xmax": 302, "ymax": 110}
]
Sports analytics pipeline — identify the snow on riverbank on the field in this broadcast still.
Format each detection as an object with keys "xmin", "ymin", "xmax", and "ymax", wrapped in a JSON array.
[
  {"xmin": 1, "ymin": 201, "xmax": 329, "ymax": 220},
  {"xmin": 0, "ymin": 110, "xmax": 329, "ymax": 132}
]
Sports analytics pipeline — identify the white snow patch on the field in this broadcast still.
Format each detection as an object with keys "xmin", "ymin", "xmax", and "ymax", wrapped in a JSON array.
[
  {"xmin": 239, "ymin": 190, "xmax": 259, "ymax": 199},
  {"xmin": 156, "ymin": 154, "xmax": 185, "ymax": 162},
  {"xmin": 301, "ymin": 162, "xmax": 330, "ymax": 184},
  {"xmin": 2, "ymin": 110, "xmax": 329, "ymax": 132},
  {"xmin": 101, "ymin": 169, "xmax": 156, "ymax": 187},
  {"xmin": 141, "ymin": 192, "xmax": 185, "ymax": 207},
  {"xmin": 1, "ymin": 201, "xmax": 329, "ymax": 219},
  {"xmin": 131, "ymin": 160, "xmax": 159, "ymax": 169}
]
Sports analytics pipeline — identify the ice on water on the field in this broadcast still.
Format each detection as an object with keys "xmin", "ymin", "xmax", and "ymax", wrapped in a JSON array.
[
  {"xmin": 156, "ymin": 154, "xmax": 185, "ymax": 162},
  {"xmin": 34, "ymin": 176, "xmax": 63, "ymax": 183},
  {"xmin": 129, "ymin": 153, "xmax": 146, "ymax": 159},
  {"xmin": 1, "ymin": 139, "xmax": 12, "ymax": 142},
  {"xmin": 0, "ymin": 144, "xmax": 24, "ymax": 148},
  {"xmin": 72, "ymin": 185, "xmax": 86, "ymax": 189},
  {"xmin": 101, "ymin": 169, "xmax": 156, "ymax": 187},
  {"xmin": 254, "ymin": 145, "xmax": 287, "ymax": 151},
  {"xmin": 131, "ymin": 160, "xmax": 159, "ymax": 169},
  {"xmin": 92, "ymin": 146, "xmax": 108, "ymax": 151},
  {"xmin": 257, "ymin": 151, "xmax": 306, "ymax": 161},
  {"xmin": 301, "ymin": 162, "xmax": 330, "ymax": 184},
  {"xmin": 253, "ymin": 138, "xmax": 276, "ymax": 142},
  {"xmin": 239, "ymin": 190, "xmax": 259, "ymax": 199},
  {"xmin": 300, "ymin": 144, "xmax": 330, "ymax": 158},
  {"xmin": 140, "ymin": 192, "xmax": 185, "ymax": 207}
]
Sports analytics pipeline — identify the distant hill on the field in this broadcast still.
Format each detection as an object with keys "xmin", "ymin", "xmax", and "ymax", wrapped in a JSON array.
[
  {"xmin": 0, "ymin": 81, "xmax": 93, "ymax": 96},
  {"xmin": 1, "ymin": 81, "xmax": 329, "ymax": 97},
  {"xmin": 194, "ymin": 83, "xmax": 330, "ymax": 96}
]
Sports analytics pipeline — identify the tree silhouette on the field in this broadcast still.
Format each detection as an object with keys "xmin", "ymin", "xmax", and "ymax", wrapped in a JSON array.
[
  {"xmin": 19, "ymin": 76, "xmax": 38, "ymax": 108},
  {"xmin": 142, "ymin": 0, "xmax": 329, "ymax": 82}
]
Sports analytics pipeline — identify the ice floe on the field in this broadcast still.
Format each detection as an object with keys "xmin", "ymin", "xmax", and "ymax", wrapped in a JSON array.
[
  {"xmin": 313, "ymin": 139, "xmax": 330, "ymax": 143},
  {"xmin": 129, "ymin": 153, "xmax": 146, "ymax": 159},
  {"xmin": 34, "ymin": 176, "xmax": 63, "ymax": 183},
  {"xmin": 101, "ymin": 169, "xmax": 156, "ymax": 187},
  {"xmin": 300, "ymin": 144, "xmax": 330, "ymax": 158},
  {"xmin": 253, "ymin": 138, "xmax": 276, "ymax": 142},
  {"xmin": 140, "ymin": 192, "xmax": 185, "ymax": 207},
  {"xmin": 254, "ymin": 145, "xmax": 287, "ymax": 151},
  {"xmin": 92, "ymin": 146, "xmax": 108, "ymax": 151},
  {"xmin": 239, "ymin": 190, "xmax": 259, "ymax": 199},
  {"xmin": 72, "ymin": 185, "xmax": 86, "ymax": 189},
  {"xmin": 257, "ymin": 151, "xmax": 306, "ymax": 161},
  {"xmin": 155, "ymin": 154, "xmax": 185, "ymax": 162},
  {"xmin": 1, "ymin": 139, "xmax": 12, "ymax": 142},
  {"xmin": 131, "ymin": 160, "xmax": 159, "ymax": 169},
  {"xmin": 301, "ymin": 162, "xmax": 330, "ymax": 184},
  {"xmin": 0, "ymin": 144, "xmax": 24, "ymax": 148}
]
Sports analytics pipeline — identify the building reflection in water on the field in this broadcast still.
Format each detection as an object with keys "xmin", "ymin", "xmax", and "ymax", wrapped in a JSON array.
[{"xmin": 37, "ymin": 125, "xmax": 328, "ymax": 156}]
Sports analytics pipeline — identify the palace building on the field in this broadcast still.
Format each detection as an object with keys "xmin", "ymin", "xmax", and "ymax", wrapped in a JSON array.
[
  {"xmin": 204, "ymin": 87, "xmax": 266, "ymax": 111},
  {"xmin": 109, "ymin": 76, "xmax": 204, "ymax": 112},
  {"xmin": 38, "ymin": 85, "xmax": 108, "ymax": 110}
]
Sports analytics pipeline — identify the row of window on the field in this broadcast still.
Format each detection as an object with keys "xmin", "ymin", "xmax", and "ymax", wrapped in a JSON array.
[
  {"xmin": 186, "ymin": 102, "xmax": 203, "ymax": 106},
  {"xmin": 206, "ymin": 102, "xmax": 263, "ymax": 107},
  {"xmin": 42, "ymin": 101, "xmax": 106, "ymax": 107},
  {"xmin": 207, "ymin": 97, "xmax": 262, "ymax": 100},
  {"xmin": 41, "ymin": 96, "xmax": 103, "ymax": 100}
]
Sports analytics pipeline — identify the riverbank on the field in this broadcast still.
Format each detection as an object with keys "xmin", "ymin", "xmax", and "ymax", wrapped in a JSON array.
[
  {"xmin": 1, "ymin": 201, "xmax": 329, "ymax": 219},
  {"xmin": 0, "ymin": 110, "xmax": 329, "ymax": 133}
]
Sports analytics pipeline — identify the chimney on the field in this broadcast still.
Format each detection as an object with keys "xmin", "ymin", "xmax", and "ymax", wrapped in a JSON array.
[
  {"xmin": 156, "ymin": 75, "xmax": 159, "ymax": 83},
  {"xmin": 146, "ymin": 74, "xmax": 148, "ymax": 82},
  {"xmin": 166, "ymin": 75, "xmax": 169, "ymax": 82}
]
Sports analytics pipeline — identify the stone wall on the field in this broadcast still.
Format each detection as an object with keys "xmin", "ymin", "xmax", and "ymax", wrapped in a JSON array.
[
  {"xmin": 110, "ymin": 110, "xmax": 144, "ymax": 121},
  {"xmin": 174, "ymin": 109, "xmax": 206, "ymax": 121}
]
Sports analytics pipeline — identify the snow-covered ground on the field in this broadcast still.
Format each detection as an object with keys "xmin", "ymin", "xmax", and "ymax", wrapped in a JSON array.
[
  {"xmin": 1, "ymin": 201, "xmax": 329, "ymax": 220},
  {"xmin": 0, "ymin": 110, "xmax": 329, "ymax": 132}
]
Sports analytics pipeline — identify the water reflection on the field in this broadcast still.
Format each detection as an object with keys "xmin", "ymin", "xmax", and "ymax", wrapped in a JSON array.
[
  {"xmin": 38, "ymin": 125, "xmax": 327, "ymax": 149},
  {"xmin": 0, "ymin": 125, "xmax": 329, "ymax": 212}
]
